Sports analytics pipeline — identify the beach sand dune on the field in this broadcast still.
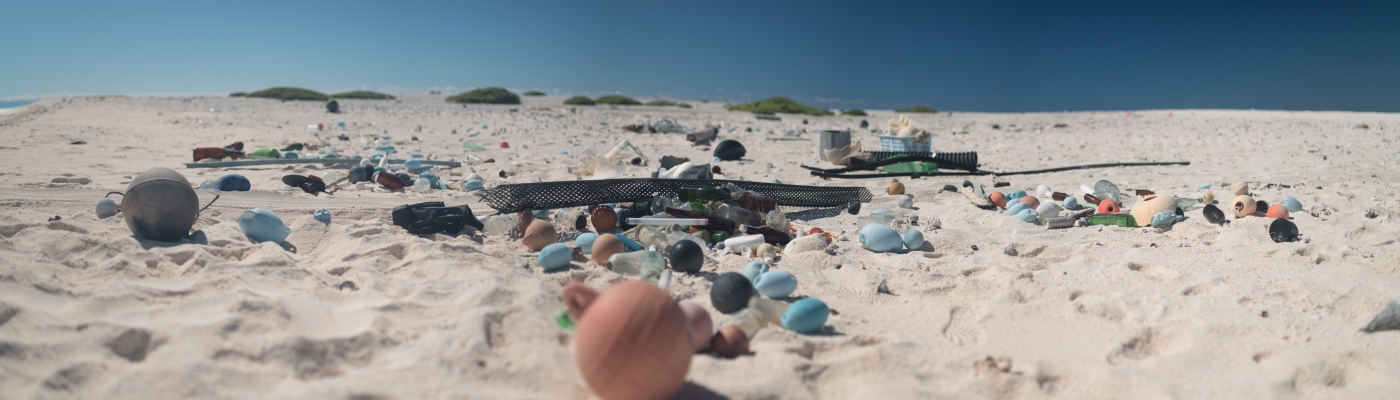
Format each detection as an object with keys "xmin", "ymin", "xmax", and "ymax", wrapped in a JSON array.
[{"xmin": 1, "ymin": 95, "xmax": 1398, "ymax": 399}]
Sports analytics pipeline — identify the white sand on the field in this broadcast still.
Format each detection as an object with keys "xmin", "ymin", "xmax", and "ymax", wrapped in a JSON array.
[{"xmin": 1, "ymin": 95, "xmax": 1398, "ymax": 399}]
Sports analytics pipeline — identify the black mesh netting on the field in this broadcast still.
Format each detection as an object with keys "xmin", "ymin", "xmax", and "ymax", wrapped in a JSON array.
[
  {"xmin": 862, "ymin": 151, "xmax": 980, "ymax": 171},
  {"xmin": 481, "ymin": 179, "xmax": 872, "ymax": 213}
]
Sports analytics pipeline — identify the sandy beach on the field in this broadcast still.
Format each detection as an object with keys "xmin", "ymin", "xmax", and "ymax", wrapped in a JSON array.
[{"xmin": 1, "ymin": 94, "xmax": 1398, "ymax": 399}]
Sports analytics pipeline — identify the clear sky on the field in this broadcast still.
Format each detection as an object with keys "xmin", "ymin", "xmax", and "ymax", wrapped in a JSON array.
[{"xmin": 3, "ymin": 0, "xmax": 1398, "ymax": 112}]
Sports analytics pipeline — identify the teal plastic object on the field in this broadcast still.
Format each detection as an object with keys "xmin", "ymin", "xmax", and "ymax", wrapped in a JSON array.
[
  {"xmin": 1016, "ymin": 209, "xmax": 1039, "ymax": 223},
  {"xmin": 903, "ymin": 230, "xmax": 924, "ymax": 250},
  {"xmin": 858, "ymin": 224, "xmax": 902, "ymax": 253},
  {"xmin": 742, "ymin": 261, "xmax": 769, "ymax": 282},
  {"xmin": 239, "ymin": 208, "xmax": 291, "ymax": 243},
  {"xmin": 574, "ymin": 233, "xmax": 599, "ymax": 254},
  {"xmin": 539, "ymin": 243, "xmax": 572, "ymax": 271},
  {"xmin": 754, "ymin": 271, "xmax": 798, "ymax": 298},
  {"xmin": 781, "ymin": 298, "xmax": 830, "ymax": 334}
]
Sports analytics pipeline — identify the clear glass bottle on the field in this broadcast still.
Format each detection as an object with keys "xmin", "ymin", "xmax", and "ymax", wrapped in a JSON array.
[
  {"xmin": 553, "ymin": 208, "xmax": 587, "ymax": 231},
  {"xmin": 1175, "ymin": 197, "xmax": 1203, "ymax": 211},
  {"xmin": 640, "ymin": 245, "xmax": 666, "ymax": 283},
  {"xmin": 482, "ymin": 214, "xmax": 520, "ymax": 235},
  {"xmin": 765, "ymin": 210, "xmax": 788, "ymax": 231},
  {"xmin": 1087, "ymin": 214, "xmax": 1136, "ymax": 227},
  {"xmin": 718, "ymin": 297, "xmax": 789, "ymax": 337},
  {"xmin": 604, "ymin": 251, "xmax": 646, "ymax": 275}
]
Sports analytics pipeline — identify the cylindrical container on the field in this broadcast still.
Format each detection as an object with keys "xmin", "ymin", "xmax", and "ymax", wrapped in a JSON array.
[
  {"xmin": 554, "ymin": 208, "xmax": 588, "ymax": 231},
  {"xmin": 604, "ymin": 251, "xmax": 647, "ymax": 275},
  {"xmin": 722, "ymin": 235, "xmax": 765, "ymax": 254},
  {"xmin": 1044, "ymin": 216, "xmax": 1076, "ymax": 229},
  {"xmin": 616, "ymin": 233, "xmax": 645, "ymax": 251},
  {"xmin": 819, "ymin": 130, "xmax": 851, "ymax": 161}
]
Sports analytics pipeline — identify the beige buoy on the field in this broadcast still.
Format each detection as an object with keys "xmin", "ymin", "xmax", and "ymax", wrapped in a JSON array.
[
  {"xmin": 1231, "ymin": 195, "xmax": 1257, "ymax": 218},
  {"xmin": 1231, "ymin": 181, "xmax": 1249, "ymax": 196},
  {"xmin": 123, "ymin": 168, "xmax": 200, "ymax": 242},
  {"xmin": 521, "ymin": 220, "xmax": 557, "ymax": 251},
  {"xmin": 1201, "ymin": 191, "xmax": 1214, "ymax": 205},
  {"xmin": 1129, "ymin": 194, "xmax": 1177, "ymax": 227},
  {"xmin": 886, "ymin": 179, "xmax": 905, "ymax": 195}
]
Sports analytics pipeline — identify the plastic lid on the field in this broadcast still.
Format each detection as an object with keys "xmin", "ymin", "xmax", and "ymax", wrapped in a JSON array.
[{"xmin": 648, "ymin": 245, "xmax": 657, "ymax": 251}]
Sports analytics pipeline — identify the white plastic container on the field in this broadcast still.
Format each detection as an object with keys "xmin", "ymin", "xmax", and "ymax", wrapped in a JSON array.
[{"xmin": 722, "ymin": 234, "xmax": 765, "ymax": 254}]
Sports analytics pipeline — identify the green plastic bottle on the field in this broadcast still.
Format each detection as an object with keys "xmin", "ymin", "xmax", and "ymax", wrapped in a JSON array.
[{"xmin": 1087, "ymin": 214, "xmax": 1137, "ymax": 227}]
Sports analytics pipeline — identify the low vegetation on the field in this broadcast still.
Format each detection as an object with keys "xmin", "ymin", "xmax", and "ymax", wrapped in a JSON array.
[
  {"xmin": 330, "ymin": 91, "xmax": 396, "ymax": 100},
  {"xmin": 644, "ymin": 99, "xmax": 677, "ymax": 106},
  {"xmin": 842, "ymin": 109, "xmax": 867, "ymax": 116},
  {"xmin": 446, "ymin": 87, "xmax": 521, "ymax": 104},
  {"xmin": 594, "ymin": 95, "xmax": 642, "ymax": 105},
  {"xmin": 726, "ymin": 96, "xmax": 833, "ymax": 116},
  {"xmin": 522, "ymin": 90, "xmax": 546, "ymax": 96},
  {"xmin": 245, "ymin": 87, "xmax": 329, "ymax": 101},
  {"xmin": 229, "ymin": 92, "xmax": 247, "ymax": 97},
  {"xmin": 895, "ymin": 105, "xmax": 938, "ymax": 113},
  {"xmin": 563, "ymin": 96, "xmax": 595, "ymax": 105},
  {"xmin": 677, "ymin": 102, "xmax": 692, "ymax": 108}
]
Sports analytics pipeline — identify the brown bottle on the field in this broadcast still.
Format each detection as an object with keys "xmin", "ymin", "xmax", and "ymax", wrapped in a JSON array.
[
  {"xmin": 741, "ymin": 224, "xmax": 791, "ymax": 246},
  {"xmin": 192, "ymin": 147, "xmax": 243, "ymax": 161}
]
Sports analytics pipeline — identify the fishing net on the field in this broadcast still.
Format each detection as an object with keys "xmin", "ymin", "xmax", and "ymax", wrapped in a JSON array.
[
  {"xmin": 481, "ymin": 179, "xmax": 872, "ymax": 213},
  {"xmin": 862, "ymin": 151, "xmax": 980, "ymax": 171}
]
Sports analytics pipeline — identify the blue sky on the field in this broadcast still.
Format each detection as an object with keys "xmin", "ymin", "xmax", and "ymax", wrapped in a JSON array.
[{"xmin": 3, "ymin": 1, "xmax": 1398, "ymax": 112}]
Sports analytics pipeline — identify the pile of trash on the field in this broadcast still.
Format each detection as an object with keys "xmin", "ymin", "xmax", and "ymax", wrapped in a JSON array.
[{"xmin": 953, "ymin": 178, "xmax": 1303, "ymax": 242}]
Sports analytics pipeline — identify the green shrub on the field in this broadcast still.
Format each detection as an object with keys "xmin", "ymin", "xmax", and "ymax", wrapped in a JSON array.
[
  {"xmin": 895, "ymin": 105, "xmax": 938, "ymax": 113},
  {"xmin": 644, "ymin": 99, "xmax": 677, "ymax": 106},
  {"xmin": 229, "ymin": 92, "xmax": 247, "ymax": 97},
  {"xmin": 677, "ymin": 102, "xmax": 692, "ymax": 108},
  {"xmin": 522, "ymin": 90, "xmax": 546, "ymax": 96},
  {"xmin": 245, "ymin": 87, "xmax": 329, "ymax": 101},
  {"xmin": 842, "ymin": 109, "xmax": 867, "ymax": 116},
  {"xmin": 446, "ymin": 87, "xmax": 521, "ymax": 104},
  {"xmin": 429, "ymin": 91, "xmax": 442, "ymax": 95},
  {"xmin": 563, "ymin": 96, "xmax": 595, "ymax": 105},
  {"xmin": 726, "ymin": 96, "xmax": 833, "ymax": 116},
  {"xmin": 594, "ymin": 95, "xmax": 642, "ymax": 105},
  {"xmin": 330, "ymin": 91, "xmax": 396, "ymax": 100}
]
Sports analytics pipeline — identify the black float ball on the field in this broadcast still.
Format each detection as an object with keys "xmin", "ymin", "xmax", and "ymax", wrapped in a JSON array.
[
  {"xmin": 668, "ymin": 240, "xmax": 704, "ymax": 273},
  {"xmin": 710, "ymin": 272, "xmax": 754, "ymax": 314}
]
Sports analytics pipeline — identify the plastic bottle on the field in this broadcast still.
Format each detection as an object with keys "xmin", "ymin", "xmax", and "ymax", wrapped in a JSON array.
[
  {"xmin": 482, "ymin": 214, "xmax": 521, "ymax": 235},
  {"xmin": 604, "ymin": 251, "xmax": 646, "ymax": 275},
  {"xmin": 413, "ymin": 178, "xmax": 432, "ymax": 193},
  {"xmin": 640, "ymin": 246, "xmax": 666, "ymax": 283},
  {"xmin": 1087, "ymin": 214, "xmax": 1136, "ymax": 227}
]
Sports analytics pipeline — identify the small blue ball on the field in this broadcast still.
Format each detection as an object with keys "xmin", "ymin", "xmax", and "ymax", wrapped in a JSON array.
[{"xmin": 903, "ymin": 229, "xmax": 924, "ymax": 250}]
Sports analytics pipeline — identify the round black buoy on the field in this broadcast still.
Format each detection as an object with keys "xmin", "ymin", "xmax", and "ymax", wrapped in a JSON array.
[
  {"xmin": 710, "ymin": 272, "xmax": 754, "ymax": 314},
  {"xmin": 668, "ymin": 240, "xmax": 704, "ymax": 273}
]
